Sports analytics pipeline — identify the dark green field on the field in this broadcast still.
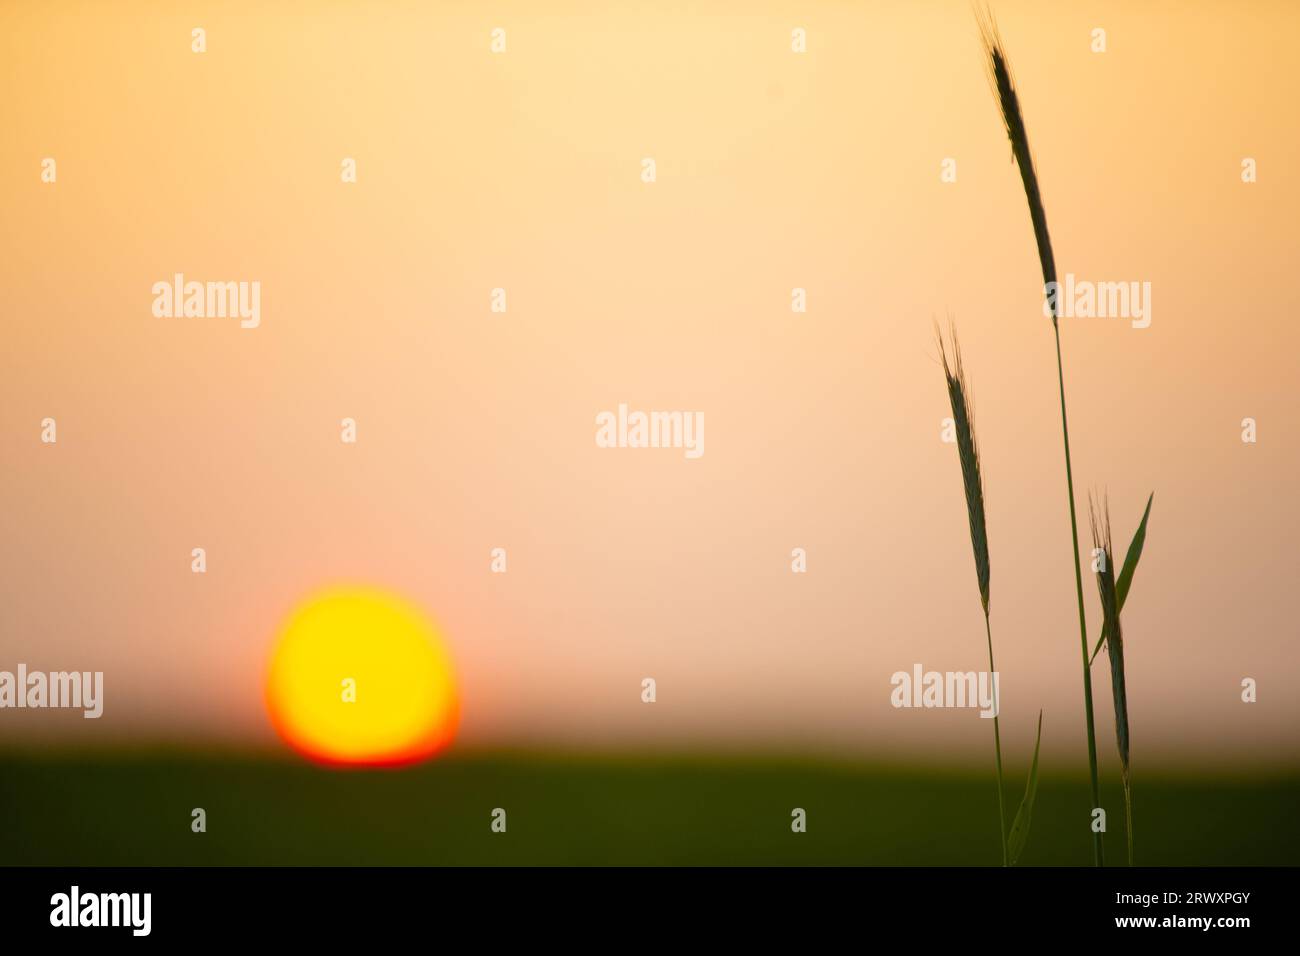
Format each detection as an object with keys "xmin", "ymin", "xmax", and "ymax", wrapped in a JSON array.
[{"xmin": 3, "ymin": 751, "xmax": 1296, "ymax": 866}]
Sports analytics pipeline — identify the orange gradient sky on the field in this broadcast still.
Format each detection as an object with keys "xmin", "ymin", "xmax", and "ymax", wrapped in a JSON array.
[{"xmin": 2, "ymin": 1, "xmax": 1297, "ymax": 769}]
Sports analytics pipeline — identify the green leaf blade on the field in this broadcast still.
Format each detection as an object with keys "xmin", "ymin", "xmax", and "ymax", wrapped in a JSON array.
[
  {"xmin": 1006, "ymin": 711, "xmax": 1044, "ymax": 866},
  {"xmin": 1090, "ymin": 492, "xmax": 1153, "ymax": 664},
  {"xmin": 1115, "ymin": 492, "xmax": 1154, "ymax": 609}
]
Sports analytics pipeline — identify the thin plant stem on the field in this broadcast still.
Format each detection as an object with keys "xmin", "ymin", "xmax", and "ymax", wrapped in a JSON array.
[
  {"xmin": 1053, "ymin": 324, "xmax": 1104, "ymax": 867},
  {"xmin": 985, "ymin": 610, "xmax": 1008, "ymax": 866},
  {"xmin": 1124, "ymin": 779, "xmax": 1134, "ymax": 865}
]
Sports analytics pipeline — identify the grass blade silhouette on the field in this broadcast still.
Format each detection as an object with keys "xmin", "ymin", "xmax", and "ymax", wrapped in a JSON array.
[
  {"xmin": 1090, "ymin": 492, "xmax": 1154, "ymax": 664},
  {"xmin": 1089, "ymin": 494, "xmax": 1134, "ymax": 864},
  {"xmin": 978, "ymin": 13, "xmax": 1105, "ymax": 866},
  {"xmin": 937, "ymin": 322, "xmax": 1007, "ymax": 865},
  {"xmin": 1007, "ymin": 710, "xmax": 1043, "ymax": 866}
]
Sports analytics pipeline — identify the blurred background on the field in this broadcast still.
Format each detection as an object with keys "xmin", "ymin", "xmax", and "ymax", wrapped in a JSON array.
[{"xmin": 2, "ymin": 0, "xmax": 1297, "ymax": 864}]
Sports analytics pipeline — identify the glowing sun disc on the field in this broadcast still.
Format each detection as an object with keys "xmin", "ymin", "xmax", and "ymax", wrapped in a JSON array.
[{"xmin": 266, "ymin": 587, "xmax": 459, "ymax": 767}]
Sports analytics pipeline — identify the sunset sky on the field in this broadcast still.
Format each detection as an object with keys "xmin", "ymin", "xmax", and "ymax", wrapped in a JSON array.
[{"xmin": 2, "ymin": 0, "xmax": 1297, "ymax": 771}]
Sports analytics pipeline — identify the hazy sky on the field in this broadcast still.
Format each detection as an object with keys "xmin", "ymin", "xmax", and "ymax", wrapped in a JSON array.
[{"xmin": 2, "ymin": 1, "xmax": 1297, "ymax": 769}]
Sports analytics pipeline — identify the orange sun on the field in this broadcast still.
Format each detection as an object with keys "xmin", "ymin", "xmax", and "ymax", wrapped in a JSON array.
[{"xmin": 266, "ymin": 587, "xmax": 459, "ymax": 767}]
